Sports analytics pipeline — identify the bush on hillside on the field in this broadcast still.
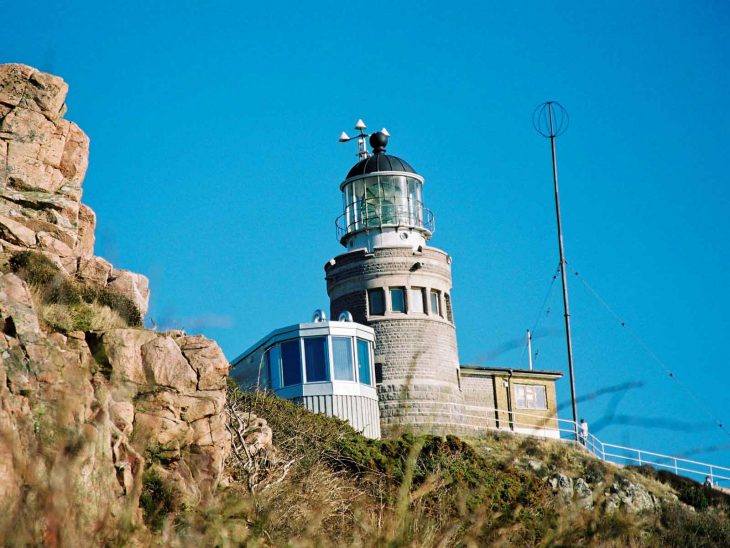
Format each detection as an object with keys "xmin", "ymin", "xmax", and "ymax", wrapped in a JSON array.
[
  {"xmin": 9, "ymin": 251, "xmax": 142, "ymax": 329},
  {"xmin": 228, "ymin": 383, "xmax": 558, "ymax": 545},
  {"xmin": 630, "ymin": 464, "xmax": 730, "ymax": 511}
]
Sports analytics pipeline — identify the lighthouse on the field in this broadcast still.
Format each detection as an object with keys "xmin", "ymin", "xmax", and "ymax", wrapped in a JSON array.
[
  {"xmin": 232, "ymin": 121, "xmax": 564, "ymax": 441},
  {"xmin": 325, "ymin": 123, "xmax": 465, "ymax": 435}
]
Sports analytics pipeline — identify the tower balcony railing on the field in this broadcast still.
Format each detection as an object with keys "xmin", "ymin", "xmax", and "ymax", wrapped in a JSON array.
[{"xmin": 335, "ymin": 204, "xmax": 435, "ymax": 242}]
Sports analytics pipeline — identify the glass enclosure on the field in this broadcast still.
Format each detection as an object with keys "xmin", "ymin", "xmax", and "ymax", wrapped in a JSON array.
[
  {"xmin": 357, "ymin": 339, "xmax": 371, "ymax": 385},
  {"xmin": 265, "ymin": 335, "xmax": 374, "ymax": 389},
  {"xmin": 332, "ymin": 337, "xmax": 355, "ymax": 381},
  {"xmin": 281, "ymin": 340, "xmax": 302, "ymax": 386},
  {"xmin": 304, "ymin": 337, "xmax": 327, "ymax": 382},
  {"xmin": 340, "ymin": 175, "xmax": 426, "ymax": 233}
]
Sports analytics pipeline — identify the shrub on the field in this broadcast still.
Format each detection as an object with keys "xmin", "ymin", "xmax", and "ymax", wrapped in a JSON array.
[
  {"xmin": 660, "ymin": 503, "xmax": 730, "ymax": 546},
  {"xmin": 629, "ymin": 465, "xmax": 730, "ymax": 510},
  {"xmin": 9, "ymin": 250, "xmax": 61, "ymax": 286},
  {"xmin": 96, "ymin": 286, "xmax": 142, "ymax": 326},
  {"xmin": 140, "ymin": 468, "xmax": 176, "ymax": 532},
  {"xmin": 9, "ymin": 251, "xmax": 142, "ymax": 330}
]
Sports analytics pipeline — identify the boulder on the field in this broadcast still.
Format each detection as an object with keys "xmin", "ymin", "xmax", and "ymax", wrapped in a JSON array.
[
  {"xmin": 175, "ymin": 334, "xmax": 229, "ymax": 390},
  {"xmin": 141, "ymin": 336, "xmax": 197, "ymax": 394},
  {"xmin": 87, "ymin": 328, "xmax": 158, "ymax": 394},
  {"xmin": 574, "ymin": 477, "xmax": 594, "ymax": 510},
  {"xmin": 604, "ymin": 477, "xmax": 658, "ymax": 514},
  {"xmin": 17, "ymin": 67, "xmax": 69, "ymax": 119},
  {"xmin": 107, "ymin": 269, "xmax": 150, "ymax": 317},
  {"xmin": 549, "ymin": 472, "xmax": 574, "ymax": 501},
  {"xmin": 0, "ymin": 273, "xmax": 40, "ymax": 343},
  {"xmin": 76, "ymin": 255, "xmax": 113, "ymax": 286},
  {"xmin": 0, "ymin": 64, "xmax": 35, "ymax": 108},
  {"xmin": 75, "ymin": 203, "xmax": 95, "ymax": 257}
]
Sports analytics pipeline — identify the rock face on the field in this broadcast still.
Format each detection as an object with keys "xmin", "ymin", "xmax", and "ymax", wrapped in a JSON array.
[
  {"xmin": 0, "ymin": 273, "xmax": 230, "ymax": 524},
  {"xmin": 0, "ymin": 63, "xmax": 149, "ymax": 316},
  {"xmin": 0, "ymin": 65, "xmax": 231, "ymax": 536}
]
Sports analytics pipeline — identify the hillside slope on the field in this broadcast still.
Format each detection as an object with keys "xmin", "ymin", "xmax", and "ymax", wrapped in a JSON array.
[{"xmin": 218, "ymin": 385, "xmax": 730, "ymax": 547}]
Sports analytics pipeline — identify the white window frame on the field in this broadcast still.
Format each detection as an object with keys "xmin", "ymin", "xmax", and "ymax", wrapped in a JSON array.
[{"xmin": 514, "ymin": 383, "xmax": 548, "ymax": 410}]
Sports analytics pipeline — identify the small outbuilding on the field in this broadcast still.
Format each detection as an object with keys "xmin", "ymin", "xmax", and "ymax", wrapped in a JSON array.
[
  {"xmin": 231, "ymin": 313, "xmax": 381, "ymax": 439},
  {"xmin": 460, "ymin": 366, "xmax": 563, "ymax": 439}
]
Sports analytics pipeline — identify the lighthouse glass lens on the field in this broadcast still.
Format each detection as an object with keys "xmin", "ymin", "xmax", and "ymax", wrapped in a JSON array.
[{"xmin": 408, "ymin": 178, "xmax": 423, "ymax": 225}]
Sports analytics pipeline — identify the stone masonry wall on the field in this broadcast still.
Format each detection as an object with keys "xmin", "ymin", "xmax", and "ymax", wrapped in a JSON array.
[
  {"xmin": 461, "ymin": 374, "xmax": 498, "ymax": 429},
  {"xmin": 330, "ymin": 290, "xmax": 367, "ymax": 325},
  {"xmin": 326, "ymin": 245, "xmax": 471, "ymax": 435}
]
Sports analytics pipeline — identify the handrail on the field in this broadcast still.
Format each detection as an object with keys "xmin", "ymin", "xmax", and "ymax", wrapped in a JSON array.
[
  {"xmin": 335, "ymin": 203, "xmax": 435, "ymax": 241},
  {"xmin": 457, "ymin": 403, "xmax": 730, "ymax": 487}
]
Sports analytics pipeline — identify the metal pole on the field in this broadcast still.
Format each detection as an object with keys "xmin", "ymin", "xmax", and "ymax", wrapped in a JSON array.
[
  {"xmin": 545, "ymin": 103, "xmax": 579, "ymax": 441},
  {"xmin": 527, "ymin": 329, "xmax": 533, "ymax": 371}
]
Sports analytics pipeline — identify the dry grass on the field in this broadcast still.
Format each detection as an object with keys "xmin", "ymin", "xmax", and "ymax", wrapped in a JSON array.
[
  {"xmin": 9, "ymin": 250, "xmax": 142, "ymax": 329},
  {"xmin": 38, "ymin": 299, "xmax": 128, "ymax": 332},
  {"xmin": 2, "ymin": 377, "xmax": 729, "ymax": 546}
]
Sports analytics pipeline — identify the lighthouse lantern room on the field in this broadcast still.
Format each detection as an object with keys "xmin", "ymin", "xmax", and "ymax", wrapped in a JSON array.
[{"xmin": 336, "ymin": 130, "xmax": 434, "ymax": 251}]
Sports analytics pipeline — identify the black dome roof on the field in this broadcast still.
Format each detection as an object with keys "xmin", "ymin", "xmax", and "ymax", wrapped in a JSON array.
[{"xmin": 346, "ymin": 153, "xmax": 418, "ymax": 179}]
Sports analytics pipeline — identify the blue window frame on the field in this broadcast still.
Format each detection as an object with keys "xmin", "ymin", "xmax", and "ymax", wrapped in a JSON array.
[
  {"xmin": 304, "ymin": 337, "xmax": 328, "ymax": 382},
  {"xmin": 357, "ymin": 339, "xmax": 371, "ymax": 385},
  {"xmin": 267, "ymin": 345, "xmax": 282, "ymax": 389},
  {"xmin": 280, "ymin": 340, "xmax": 302, "ymax": 386},
  {"xmin": 332, "ymin": 337, "xmax": 354, "ymax": 381}
]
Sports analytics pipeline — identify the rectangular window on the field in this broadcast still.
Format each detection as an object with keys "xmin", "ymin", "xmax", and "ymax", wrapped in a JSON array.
[
  {"xmin": 258, "ymin": 349, "xmax": 271, "ymax": 388},
  {"xmin": 409, "ymin": 287, "xmax": 425, "ymax": 314},
  {"xmin": 303, "ymin": 337, "xmax": 328, "ymax": 382},
  {"xmin": 430, "ymin": 290, "xmax": 441, "ymax": 316},
  {"xmin": 444, "ymin": 293, "xmax": 453, "ymax": 322},
  {"xmin": 332, "ymin": 337, "xmax": 354, "ymax": 381},
  {"xmin": 514, "ymin": 384, "xmax": 547, "ymax": 410},
  {"xmin": 280, "ymin": 340, "xmax": 302, "ymax": 386},
  {"xmin": 357, "ymin": 339, "xmax": 372, "ymax": 385},
  {"xmin": 267, "ymin": 345, "xmax": 281, "ymax": 389},
  {"xmin": 368, "ymin": 288, "xmax": 385, "ymax": 315},
  {"xmin": 390, "ymin": 287, "xmax": 406, "ymax": 312}
]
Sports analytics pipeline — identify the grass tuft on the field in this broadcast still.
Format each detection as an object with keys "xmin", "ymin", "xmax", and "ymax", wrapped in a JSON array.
[{"xmin": 9, "ymin": 250, "xmax": 142, "ymax": 330}]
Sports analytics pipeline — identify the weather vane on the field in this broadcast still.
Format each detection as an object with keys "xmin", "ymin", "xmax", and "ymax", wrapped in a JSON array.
[
  {"xmin": 339, "ymin": 119, "xmax": 390, "ymax": 160},
  {"xmin": 533, "ymin": 100, "xmax": 579, "ymax": 440}
]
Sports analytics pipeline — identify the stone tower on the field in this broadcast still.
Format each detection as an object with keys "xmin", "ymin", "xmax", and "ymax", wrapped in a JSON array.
[{"xmin": 325, "ymin": 125, "xmax": 465, "ymax": 434}]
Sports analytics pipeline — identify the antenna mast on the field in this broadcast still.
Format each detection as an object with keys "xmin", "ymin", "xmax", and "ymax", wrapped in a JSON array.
[
  {"xmin": 533, "ymin": 101, "xmax": 579, "ymax": 440},
  {"xmin": 339, "ymin": 119, "xmax": 370, "ymax": 160}
]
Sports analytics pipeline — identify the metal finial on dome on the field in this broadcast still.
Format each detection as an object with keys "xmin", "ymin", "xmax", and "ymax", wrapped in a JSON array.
[{"xmin": 369, "ymin": 131, "xmax": 388, "ymax": 154}]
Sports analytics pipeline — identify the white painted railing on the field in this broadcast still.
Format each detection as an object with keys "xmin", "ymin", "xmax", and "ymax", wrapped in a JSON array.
[{"xmin": 484, "ymin": 406, "xmax": 730, "ymax": 488}]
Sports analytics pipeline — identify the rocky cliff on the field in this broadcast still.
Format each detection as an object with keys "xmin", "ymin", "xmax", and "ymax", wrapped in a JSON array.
[
  {"xmin": 0, "ymin": 63, "xmax": 148, "ymax": 314},
  {"xmin": 0, "ymin": 64, "xmax": 231, "ymax": 542}
]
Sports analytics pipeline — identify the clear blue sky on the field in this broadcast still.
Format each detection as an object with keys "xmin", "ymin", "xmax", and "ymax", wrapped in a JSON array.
[{"xmin": 6, "ymin": 1, "xmax": 730, "ymax": 471}]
